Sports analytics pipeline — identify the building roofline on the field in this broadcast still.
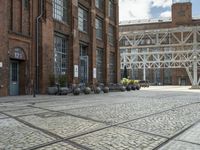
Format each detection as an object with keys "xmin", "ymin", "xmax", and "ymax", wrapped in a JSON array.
[{"xmin": 119, "ymin": 16, "xmax": 200, "ymax": 26}]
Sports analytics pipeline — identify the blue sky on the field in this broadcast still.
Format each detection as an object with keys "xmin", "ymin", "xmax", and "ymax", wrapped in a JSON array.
[{"xmin": 119, "ymin": 0, "xmax": 200, "ymax": 21}]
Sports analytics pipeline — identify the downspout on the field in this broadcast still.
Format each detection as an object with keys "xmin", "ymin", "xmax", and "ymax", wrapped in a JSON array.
[{"xmin": 35, "ymin": 0, "xmax": 44, "ymax": 95}]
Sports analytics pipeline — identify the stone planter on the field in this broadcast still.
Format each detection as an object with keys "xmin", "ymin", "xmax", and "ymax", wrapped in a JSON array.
[
  {"xmin": 126, "ymin": 85, "xmax": 131, "ymax": 91},
  {"xmin": 84, "ymin": 87, "xmax": 91, "ymax": 94},
  {"xmin": 47, "ymin": 86, "xmax": 58, "ymax": 95},
  {"xmin": 59, "ymin": 87, "xmax": 69, "ymax": 95},
  {"xmin": 131, "ymin": 85, "xmax": 136, "ymax": 91},
  {"xmin": 73, "ymin": 88, "xmax": 80, "ymax": 95},
  {"xmin": 103, "ymin": 87, "xmax": 109, "ymax": 93},
  {"xmin": 94, "ymin": 87, "xmax": 101, "ymax": 94},
  {"xmin": 120, "ymin": 86, "xmax": 126, "ymax": 92},
  {"xmin": 136, "ymin": 85, "xmax": 140, "ymax": 90}
]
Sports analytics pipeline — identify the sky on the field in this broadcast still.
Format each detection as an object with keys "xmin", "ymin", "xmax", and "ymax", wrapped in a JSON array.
[{"xmin": 119, "ymin": 0, "xmax": 200, "ymax": 22}]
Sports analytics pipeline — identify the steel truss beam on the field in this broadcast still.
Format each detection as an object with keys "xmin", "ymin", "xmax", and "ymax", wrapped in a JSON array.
[{"xmin": 120, "ymin": 26, "xmax": 200, "ymax": 86}]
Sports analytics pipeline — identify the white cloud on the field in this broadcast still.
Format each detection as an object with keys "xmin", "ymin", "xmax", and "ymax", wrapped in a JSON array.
[
  {"xmin": 119, "ymin": 0, "xmax": 172, "ymax": 21},
  {"xmin": 160, "ymin": 11, "xmax": 171, "ymax": 18},
  {"xmin": 119, "ymin": 0, "xmax": 152, "ymax": 21},
  {"xmin": 152, "ymin": 0, "xmax": 172, "ymax": 8}
]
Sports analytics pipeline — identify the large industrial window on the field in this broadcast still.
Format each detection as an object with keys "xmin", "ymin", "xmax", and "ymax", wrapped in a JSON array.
[
  {"xmin": 95, "ymin": 0, "xmax": 103, "ymax": 10},
  {"xmin": 53, "ymin": 0, "xmax": 68, "ymax": 22},
  {"xmin": 54, "ymin": 35, "xmax": 68, "ymax": 76},
  {"xmin": 108, "ymin": 0, "xmax": 114, "ymax": 18},
  {"xmin": 95, "ymin": 18, "xmax": 103, "ymax": 40},
  {"xmin": 78, "ymin": 6, "xmax": 88, "ymax": 32},
  {"xmin": 108, "ymin": 25, "xmax": 114, "ymax": 45},
  {"xmin": 96, "ymin": 48, "xmax": 104, "ymax": 83},
  {"xmin": 109, "ymin": 52, "xmax": 115, "ymax": 83}
]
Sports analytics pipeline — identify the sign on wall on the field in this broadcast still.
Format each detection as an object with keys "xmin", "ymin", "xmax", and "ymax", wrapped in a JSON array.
[
  {"xmin": 93, "ymin": 68, "xmax": 96, "ymax": 79},
  {"xmin": 74, "ymin": 65, "xmax": 78, "ymax": 77},
  {"xmin": 10, "ymin": 48, "xmax": 26, "ymax": 60}
]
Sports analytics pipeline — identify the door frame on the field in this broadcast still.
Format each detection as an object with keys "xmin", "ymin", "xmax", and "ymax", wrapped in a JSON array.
[{"xmin": 9, "ymin": 60, "xmax": 20, "ymax": 96}]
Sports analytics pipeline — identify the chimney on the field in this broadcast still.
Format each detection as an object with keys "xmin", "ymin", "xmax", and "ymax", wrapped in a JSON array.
[{"xmin": 172, "ymin": 0, "xmax": 192, "ymax": 25}]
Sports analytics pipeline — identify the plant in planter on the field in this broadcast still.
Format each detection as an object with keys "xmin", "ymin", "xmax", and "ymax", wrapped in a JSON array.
[
  {"xmin": 47, "ymin": 74, "xmax": 58, "ymax": 95},
  {"xmin": 58, "ymin": 75, "xmax": 68, "ymax": 95}
]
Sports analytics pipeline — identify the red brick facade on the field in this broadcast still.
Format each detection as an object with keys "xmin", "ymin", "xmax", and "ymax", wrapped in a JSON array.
[{"xmin": 0, "ymin": 0, "xmax": 120, "ymax": 96}]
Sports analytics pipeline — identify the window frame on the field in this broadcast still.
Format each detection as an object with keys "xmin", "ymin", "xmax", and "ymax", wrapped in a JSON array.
[
  {"xmin": 95, "ymin": 0, "xmax": 104, "ymax": 10},
  {"xmin": 53, "ymin": 0, "xmax": 68, "ymax": 23},
  {"xmin": 54, "ymin": 34, "xmax": 68, "ymax": 76},
  {"xmin": 95, "ymin": 17, "xmax": 103, "ymax": 40},
  {"xmin": 108, "ymin": 25, "xmax": 114, "ymax": 45},
  {"xmin": 78, "ymin": 6, "xmax": 88, "ymax": 33}
]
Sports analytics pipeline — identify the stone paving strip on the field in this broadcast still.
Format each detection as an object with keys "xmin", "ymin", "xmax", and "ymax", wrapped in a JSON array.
[
  {"xmin": 175, "ymin": 122, "xmax": 200, "ymax": 145},
  {"xmin": 4, "ymin": 107, "xmax": 50, "ymax": 117},
  {"xmin": 120, "ymin": 103, "xmax": 200, "ymax": 138},
  {"xmin": 35, "ymin": 142, "xmax": 81, "ymax": 150},
  {"xmin": 0, "ymin": 118, "xmax": 55, "ymax": 149},
  {"xmin": 70, "ymin": 126, "xmax": 167, "ymax": 150},
  {"xmin": 0, "ymin": 113, "xmax": 8, "ymax": 119},
  {"xmin": 158, "ymin": 140, "xmax": 200, "ymax": 150},
  {"xmin": 61, "ymin": 99, "xmax": 197, "ymax": 124},
  {"xmin": 19, "ymin": 111, "xmax": 106, "ymax": 138}
]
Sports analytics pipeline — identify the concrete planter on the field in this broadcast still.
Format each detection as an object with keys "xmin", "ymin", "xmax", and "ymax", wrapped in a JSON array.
[
  {"xmin": 84, "ymin": 87, "xmax": 91, "ymax": 94},
  {"xmin": 126, "ymin": 85, "xmax": 131, "ymax": 91},
  {"xmin": 95, "ymin": 87, "xmax": 101, "ymax": 94},
  {"xmin": 103, "ymin": 87, "xmax": 109, "ymax": 93},
  {"xmin": 47, "ymin": 86, "xmax": 58, "ymax": 95},
  {"xmin": 120, "ymin": 86, "xmax": 126, "ymax": 92},
  {"xmin": 73, "ymin": 88, "xmax": 81, "ymax": 95}
]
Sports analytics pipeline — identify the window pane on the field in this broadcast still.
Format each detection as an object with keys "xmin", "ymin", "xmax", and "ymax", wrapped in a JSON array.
[
  {"xmin": 78, "ymin": 7, "xmax": 88, "ymax": 32},
  {"xmin": 96, "ymin": 48, "xmax": 104, "ymax": 83},
  {"xmin": 96, "ymin": 18, "xmax": 103, "ymax": 40},
  {"xmin": 53, "ymin": 0, "xmax": 68, "ymax": 22},
  {"xmin": 54, "ymin": 35, "xmax": 68, "ymax": 76}
]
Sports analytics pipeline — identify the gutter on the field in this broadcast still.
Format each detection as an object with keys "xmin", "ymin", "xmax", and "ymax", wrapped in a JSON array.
[{"xmin": 35, "ymin": 0, "xmax": 44, "ymax": 95}]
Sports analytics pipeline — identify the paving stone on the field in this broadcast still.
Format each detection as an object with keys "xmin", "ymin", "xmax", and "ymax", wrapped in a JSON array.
[
  {"xmin": 176, "ymin": 122, "xmax": 200, "ymax": 145},
  {"xmin": 72, "ymin": 127, "xmax": 167, "ymax": 150},
  {"xmin": 62, "ymin": 99, "xmax": 194, "ymax": 124},
  {"xmin": 20, "ymin": 112, "xmax": 106, "ymax": 138},
  {"xmin": 0, "ymin": 118, "xmax": 55, "ymax": 150},
  {"xmin": 36, "ymin": 142, "xmax": 81, "ymax": 150},
  {"xmin": 0, "ymin": 113, "xmax": 8, "ymax": 119},
  {"xmin": 121, "ymin": 103, "xmax": 200, "ymax": 137},
  {"xmin": 4, "ymin": 108, "xmax": 50, "ymax": 117},
  {"xmin": 159, "ymin": 140, "xmax": 200, "ymax": 150},
  {"xmin": 0, "ymin": 106, "xmax": 29, "ymax": 112}
]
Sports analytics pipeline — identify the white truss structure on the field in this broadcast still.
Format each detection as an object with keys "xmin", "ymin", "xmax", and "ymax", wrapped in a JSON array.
[{"xmin": 120, "ymin": 26, "xmax": 200, "ymax": 86}]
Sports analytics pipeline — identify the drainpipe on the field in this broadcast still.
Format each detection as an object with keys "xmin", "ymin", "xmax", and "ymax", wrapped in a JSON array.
[{"xmin": 34, "ymin": 0, "xmax": 44, "ymax": 96}]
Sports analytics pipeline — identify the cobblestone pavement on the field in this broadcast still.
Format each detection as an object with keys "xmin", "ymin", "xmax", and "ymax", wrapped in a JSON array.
[{"xmin": 0, "ymin": 86, "xmax": 200, "ymax": 149}]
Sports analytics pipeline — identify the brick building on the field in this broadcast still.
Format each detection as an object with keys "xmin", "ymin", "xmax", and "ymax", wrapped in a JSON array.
[
  {"xmin": 119, "ymin": 1, "xmax": 200, "ymax": 86},
  {"xmin": 0, "ymin": 0, "xmax": 120, "ymax": 96}
]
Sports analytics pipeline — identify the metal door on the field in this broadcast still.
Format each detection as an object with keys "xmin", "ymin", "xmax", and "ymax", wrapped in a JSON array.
[
  {"xmin": 10, "ymin": 61, "xmax": 19, "ymax": 96},
  {"xmin": 80, "ymin": 56, "xmax": 88, "ymax": 83}
]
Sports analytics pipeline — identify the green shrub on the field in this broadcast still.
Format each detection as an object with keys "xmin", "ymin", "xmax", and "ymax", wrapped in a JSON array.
[{"xmin": 58, "ymin": 75, "xmax": 67, "ymax": 87}]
